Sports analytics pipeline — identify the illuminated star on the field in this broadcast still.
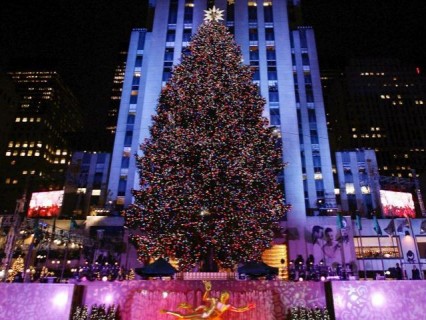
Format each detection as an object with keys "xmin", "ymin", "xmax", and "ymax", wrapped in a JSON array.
[{"xmin": 204, "ymin": 6, "xmax": 224, "ymax": 22}]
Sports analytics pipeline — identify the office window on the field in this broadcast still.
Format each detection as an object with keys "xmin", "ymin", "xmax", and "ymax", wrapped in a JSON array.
[
  {"xmin": 164, "ymin": 48, "xmax": 174, "ymax": 61},
  {"xmin": 184, "ymin": 5, "xmax": 193, "ymax": 23},
  {"xmin": 248, "ymin": 4, "xmax": 257, "ymax": 22},
  {"xmin": 166, "ymin": 30, "xmax": 176, "ymax": 42},
  {"xmin": 135, "ymin": 56, "xmax": 143, "ymax": 67},
  {"xmin": 249, "ymin": 48, "xmax": 259, "ymax": 61},
  {"xmin": 124, "ymin": 131, "xmax": 133, "ymax": 147},
  {"xmin": 249, "ymin": 28, "xmax": 258, "ymax": 41},
  {"xmin": 267, "ymin": 67, "xmax": 277, "ymax": 80},
  {"xmin": 264, "ymin": 3, "xmax": 273, "ymax": 22},
  {"xmin": 227, "ymin": 2, "xmax": 235, "ymax": 21},
  {"xmin": 265, "ymin": 28, "xmax": 274, "ymax": 41},
  {"xmin": 137, "ymin": 33, "xmax": 146, "ymax": 50},
  {"xmin": 163, "ymin": 68, "xmax": 172, "ymax": 81},
  {"xmin": 270, "ymin": 108, "xmax": 280, "ymax": 125},
  {"xmin": 266, "ymin": 47, "xmax": 276, "ymax": 60},
  {"xmin": 182, "ymin": 29, "xmax": 192, "ymax": 42},
  {"xmin": 168, "ymin": 0, "xmax": 178, "ymax": 24}
]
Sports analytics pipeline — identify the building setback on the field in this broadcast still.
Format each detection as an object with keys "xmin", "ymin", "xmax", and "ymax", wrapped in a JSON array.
[{"xmin": 108, "ymin": 0, "xmax": 336, "ymax": 257}]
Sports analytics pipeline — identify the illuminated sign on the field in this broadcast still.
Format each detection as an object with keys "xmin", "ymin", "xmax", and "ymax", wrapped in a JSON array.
[
  {"xmin": 380, "ymin": 190, "xmax": 415, "ymax": 218},
  {"xmin": 27, "ymin": 190, "xmax": 64, "ymax": 218}
]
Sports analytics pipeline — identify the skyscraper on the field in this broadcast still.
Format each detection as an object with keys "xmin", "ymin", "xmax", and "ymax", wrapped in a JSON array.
[
  {"xmin": 108, "ymin": 0, "xmax": 336, "ymax": 255},
  {"xmin": 0, "ymin": 70, "xmax": 83, "ymax": 212},
  {"xmin": 325, "ymin": 58, "xmax": 426, "ymax": 213}
]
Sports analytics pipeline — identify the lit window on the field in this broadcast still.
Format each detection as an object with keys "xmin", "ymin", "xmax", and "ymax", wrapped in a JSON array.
[
  {"xmin": 15, "ymin": 142, "xmax": 20, "ymax": 147},
  {"xmin": 13, "ymin": 151, "xmax": 18, "ymax": 156},
  {"xmin": 55, "ymin": 149, "xmax": 61, "ymax": 155},
  {"xmin": 15, "ymin": 118, "xmax": 21, "ymax": 122},
  {"xmin": 20, "ymin": 151, "xmax": 26, "ymax": 156},
  {"xmin": 404, "ymin": 154, "xmax": 408, "ymax": 158},
  {"xmin": 352, "ymin": 128, "xmax": 357, "ymax": 132},
  {"xmin": 35, "ymin": 151, "xmax": 40, "ymax": 156},
  {"xmin": 29, "ymin": 118, "xmax": 34, "ymax": 122},
  {"xmin": 380, "ymin": 95, "xmax": 385, "ymax": 99},
  {"xmin": 22, "ymin": 171, "xmax": 27, "ymax": 175},
  {"xmin": 248, "ymin": 1, "xmax": 257, "ymax": 6},
  {"xmin": 12, "ymin": 180, "xmax": 18, "ymax": 184},
  {"xmin": 22, "ymin": 118, "xmax": 28, "ymax": 122},
  {"xmin": 8, "ymin": 141, "xmax": 13, "ymax": 147},
  {"xmin": 371, "ymin": 127, "xmax": 375, "ymax": 131},
  {"xmin": 30, "ymin": 142, "xmax": 35, "ymax": 147},
  {"xmin": 60, "ymin": 159, "xmax": 66, "ymax": 164},
  {"xmin": 345, "ymin": 183, "xmax": 355, "ymax": 195},
  {"xmin": 28, "ymin": 150, "xmax": 33, "ymax": 156},
  {"xmin": 334, "ymin": 188, "xmax": 340, "ymax": 195},
  {"xmin": 5, "ymin": 178, "xmax": 10, "ymax": 184},
  {"xmin": 36, "ymin": 117, "xmax": 41, "ymax": 122},
  {"xmin": 353, "ymin": 134, "xmax": 358, "ymax": 138},
  {"xmin": 92, "ymin": 190, "xmax": 101, "ymax": 196},
  {"xmin": 314, "ymin": 172, "xmax": 323, "ymax": 180},
  {"xmin": 23, "ymin": 142, "xmax": 28, "ymax": 148},
  {"xmin": 37, "ymin": 142, "xmax": 42, "ymax": 148},
  {"xmin": 361, "ymin": 186, "xmax": 370, "ymax": 194},
  {"xmin": 5, "ymin": 151, "xmax": 11, "ymax": 156}
]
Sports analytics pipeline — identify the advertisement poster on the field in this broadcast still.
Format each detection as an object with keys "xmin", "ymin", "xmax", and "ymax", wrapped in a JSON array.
[{"xmin": 27, "ymin": 190, "xmax": 64, "ymax": 218}]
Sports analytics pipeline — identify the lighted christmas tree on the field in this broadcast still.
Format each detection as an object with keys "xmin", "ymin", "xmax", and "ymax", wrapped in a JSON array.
[
  {"xmin": 7, "ymin": 255, "xmax": 24, "ymax": 282},
  {"xmin": 126, "ymin": 8, "xmax": 289, "ymax": 271}
]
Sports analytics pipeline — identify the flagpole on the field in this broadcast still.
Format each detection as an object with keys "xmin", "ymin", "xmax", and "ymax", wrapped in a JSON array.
[
  {"xmin": 408, "ymin": 217, "xmax": 423, "ymax": 278},
  {"xmin": 358, "ymin": 228, "xmax": 367, "ymax": 280}
]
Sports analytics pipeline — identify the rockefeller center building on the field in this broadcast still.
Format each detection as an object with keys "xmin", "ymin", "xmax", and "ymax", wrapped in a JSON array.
[{"xmin": 108, "ymin": 0, "xmax": 336, "ymax": 254}]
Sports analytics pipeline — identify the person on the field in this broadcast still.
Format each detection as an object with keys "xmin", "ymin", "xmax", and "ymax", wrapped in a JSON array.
[
  {"xmin": 322, "ymin": 228, "xmax": 340, "ymax": 264},
  {"xmin": 311, "ymin": 226, "xmax": 325, "ymax": 265},
  {"xmin": 395, "ymin": 263, "xmax": 403, "ymax": 280},
  {"xmin": 412, "ymin": 265, "xmax": 421, "ymax": 280},
  {"xmin": 161, "ymin": 281, "xmax": 255, "ymax": 319}
]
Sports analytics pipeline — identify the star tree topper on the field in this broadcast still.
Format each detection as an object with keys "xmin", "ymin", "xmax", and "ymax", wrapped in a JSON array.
[{"xmin": 204, "ymin": 6, "xmax": 224, "ymax": 22}]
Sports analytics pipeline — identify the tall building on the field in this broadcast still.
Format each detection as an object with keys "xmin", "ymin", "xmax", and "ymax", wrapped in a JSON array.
[
  {"xmin": 325, "ymin": 59, "xmax": 426, "ymax": 213},
  {"xmin": 108, "ymin": 0, "xmax": 336, "ymax": 256},
  {"xmin": 105, "ymin": 48, "xmax": 128, "ymax": 150},
  {"xmin": 0, "ymin": 70, "xmax": 84, "ymax": 213},
  {"xmin": 62, "ymin": 151, "xmax": 112, "ymax": 218}
]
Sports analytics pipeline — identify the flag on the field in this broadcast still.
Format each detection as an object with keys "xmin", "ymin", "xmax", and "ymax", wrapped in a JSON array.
[
  {"xmin": 397, "ymin": 218, "xmax": 409, "ymax": 234},
  {"xmin": 70, "ymin": 217, "xmax": 79, "ymax": 230},
  {"xmin": 336, "ymin": 213, "xmax": 344, "ymax": 229},
  {"xmin": 373, "ymin": 216, "xmax": 382, "ymax": 235},
  {"xmin": 420, "ymin": 220, "xmax": 426, "ymax": 234},
  {"xmin": 355, "ymin": 214, "xmax": 362, "ymax": 231},
  {"xmin": 384, "ymin": 219, "xmax": 395, "ymax": 236}
]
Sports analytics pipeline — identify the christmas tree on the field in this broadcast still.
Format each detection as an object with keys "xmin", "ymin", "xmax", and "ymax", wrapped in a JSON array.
[
  {"xmin": 7, "ymin": 255, "xmax": 24, "ymax": 282},
  {"xmin": 126, "ymin": 9, "xmax": 289, "ymax": 271}
]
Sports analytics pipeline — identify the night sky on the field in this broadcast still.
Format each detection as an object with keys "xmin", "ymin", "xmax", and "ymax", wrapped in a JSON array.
[{"xmin": 1, "ymin": 0, "xmax": 425, "ymax": 132}]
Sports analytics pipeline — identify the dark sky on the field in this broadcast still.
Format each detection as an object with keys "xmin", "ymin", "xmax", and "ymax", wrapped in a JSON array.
[{"xmin": 1, "ymin": 0, "xmax": 425, "ymax": 131}]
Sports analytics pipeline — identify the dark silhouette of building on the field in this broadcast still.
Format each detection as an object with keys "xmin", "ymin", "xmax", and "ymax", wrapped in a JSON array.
[
  {"xmin": 0, "ymin": 70, "xmax": 83, "ymax": 213},
  {"xmin": 324, "ymin": 59, "xmax": 426, "ymax": 214}
]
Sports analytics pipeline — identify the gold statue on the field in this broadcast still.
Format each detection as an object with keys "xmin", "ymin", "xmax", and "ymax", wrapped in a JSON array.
[{"xmin": 161, "ymin": 280, "xmax": 255, "ymax": 319}]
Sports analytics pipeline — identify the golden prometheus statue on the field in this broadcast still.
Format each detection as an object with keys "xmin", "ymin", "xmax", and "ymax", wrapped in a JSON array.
[{"xmin": 161, "ymin": 280, "xmax": 255, "ymax": 319}]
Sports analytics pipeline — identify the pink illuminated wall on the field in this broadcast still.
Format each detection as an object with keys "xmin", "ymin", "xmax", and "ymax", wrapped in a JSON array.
[
  {"xmin": 0, "ymin": 283, "xmax": 75, "ymax": 320},
  {"xmin": 331, "ymin": 280, "xmax": 426, "ymax": 320},
  {"xmin": 82, "ymin": 280, "xmax": 326, "ymax": 320}
]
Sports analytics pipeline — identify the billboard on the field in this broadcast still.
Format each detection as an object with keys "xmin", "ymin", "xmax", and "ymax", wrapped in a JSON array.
[
  {"xmin": 380, "ymin": 190, "xmax": 415, "ymax": 218},
  {"xmin": 27, "ymin": 190, "xmax": 64, "ymax": 218}
]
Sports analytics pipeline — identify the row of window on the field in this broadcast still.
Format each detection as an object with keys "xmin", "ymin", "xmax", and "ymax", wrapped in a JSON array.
[{"xmin": 15, "ymin": 117, "xmax": 42, "ymax": 123}]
